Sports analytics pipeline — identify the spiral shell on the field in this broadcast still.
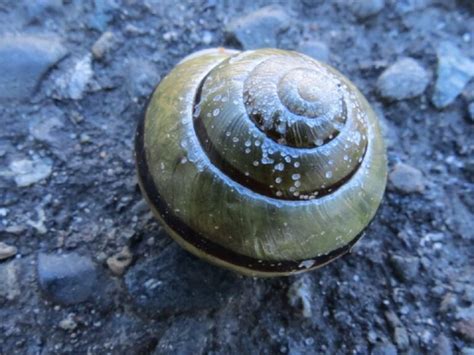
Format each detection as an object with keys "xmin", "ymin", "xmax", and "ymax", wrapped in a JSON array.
[{"xmin": 135, "ymin": 48, "xmax": 387, "ymax": 276}]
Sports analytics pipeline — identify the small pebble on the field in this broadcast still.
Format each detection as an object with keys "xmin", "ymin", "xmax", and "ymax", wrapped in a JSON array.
[
  {"xmin": 106, "ymin": 246, "xmax": 133, "ymax": 276},
  {"xmin": 389, "ymin": 162, "xmax": 425, "ymax": 194},
  {"xmin": 287, "ymin": 274, "xmax": 313, "ymax": 318},
  {"xmin": 0, "ymin": 242, "xmax": 17, "ymax": 260},
  {"xmin": 59, "ymin": 315, "xmax": 77, "ymax": 331},
  {"xmin": 9, "ymin": 157, "xmax": 53, "ymax": 187},
  {"xmin": 389, "ymin": 254, "xmax": 420, "ymax": 282},
  {"xmin": 377, "ymin": 58, "xmax": 429, "ymax": 101},
  {"xmin": 91, "ymin": 31, "xmax": 117, "ymax": 60}
]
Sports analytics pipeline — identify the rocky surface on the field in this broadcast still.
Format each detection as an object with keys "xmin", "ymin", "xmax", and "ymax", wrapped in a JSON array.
[{"xmin": 0, "ymin": 1, "xmax": 473, "ymax": 354}]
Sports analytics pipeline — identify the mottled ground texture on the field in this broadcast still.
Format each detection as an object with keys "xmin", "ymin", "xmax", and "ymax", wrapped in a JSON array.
[{"xmin": 0, "ymin": 0, "xmax": 473, "ymax": 354}]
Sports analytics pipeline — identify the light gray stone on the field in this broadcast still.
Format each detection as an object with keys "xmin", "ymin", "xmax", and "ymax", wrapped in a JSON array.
[
  {"xmin": 432, "ymin": 42, "xmax": 474, "ymax": 109},
  {"xmin": 377, "ymin": 58, "xmax": 429, "ymax": 101},
  {"xmin": 389, "ymin": 163, "xmax": 425, "ymax": 194},
  {"xmin": 9, "ymin": 157, "xmax": 53, "ymax": 187}
]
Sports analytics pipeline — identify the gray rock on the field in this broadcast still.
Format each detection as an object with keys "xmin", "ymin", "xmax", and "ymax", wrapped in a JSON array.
[
  {"xmin": 389, "ymin": 163, "xmax": 425, "ymax": 194},
  {"xmin": 377, "ymin": 58, "xmax": 429, "ymax": 101},
  {"xmin": 91, "ymin": 31, "xmax": 117, "ymax": 60},
  {"xmin": 371, "ymin": 342, "xmax": 397, "ymax": 355},
  {"xmin": 0, "ymin": 35, "xmax": 67, "ymax": 100},
  {"xmin": 389, "ymin": 255, "xmax": 420, "ymax": 282},
  {"xmin": 9, "ymin": 157, "xmax": 53, "ymax": 187},
  {"xmin": 287, "ymin": 274, "xmax": 313, "ymax": 318},
  {"xmin": 154, "ymin": 316, "xmax": 213, "ymax": 354},
  {"xmin": 462, "ymin": 348, "xmax": 474, "ymax": 355},
  {"xmin": 54, "ymin": 55, "xmax": 93, "ymax": 100},
  {"xmin": 124, "ymin": 244, "xmax": 240, "ymax": 317},
  {"xmin": 297, "ymin": 40, "xmax": 330, "ymax": 63},
  {"xmin": 37, "ymin": 252, "xmax": 98, "ymax": 305},
  {"xmin": 126, "ymin": 59, "xmax": 160, "ymax": 98},
  {"xmin": 0, "ymin": 242, "xmax": 17, "ymax": 260},
  {"xmin": 225, "ymin": 5, "xmax": 291, "ymax": 49},
  {"xmin": 350, "ymin": 0, "xmax": 385, "ymax": 20},
  {"xmin": 0, "ymin": 261, "xmax": 20, "ymax": 301},
  {"xmin": 432, "ymin": 42, "xmax": 474, "ymax": 109}
]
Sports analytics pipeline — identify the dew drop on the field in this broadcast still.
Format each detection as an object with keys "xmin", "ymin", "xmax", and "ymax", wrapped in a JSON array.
[
  {"xmin": 291, "ymin": 173, "xmax": 301, "ymax": 180},
  {"xmin": 274, "ymin": 163, "xmax": 284, "ymax": 171},
  {"xmin": 213, "ymin": 108, "xmax": 220, "ymax": 117},
  {"xmin": 325, "ymin": 171, "xmax": 333, "ymax": 178},
  {"xmin": 275, "ymin": 177, "xmax": 282, "ymax": 184}
]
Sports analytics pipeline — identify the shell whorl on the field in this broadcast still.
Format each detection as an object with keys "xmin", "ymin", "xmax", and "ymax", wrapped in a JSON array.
[{"xmin": 193, "ymin": 51, "xmax": 368, "ymax": 200}]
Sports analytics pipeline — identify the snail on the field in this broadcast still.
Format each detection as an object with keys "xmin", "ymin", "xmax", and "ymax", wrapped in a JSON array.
[{"xmin": 135, "ymin": 48, "xmax": 387, "ymax": 277}]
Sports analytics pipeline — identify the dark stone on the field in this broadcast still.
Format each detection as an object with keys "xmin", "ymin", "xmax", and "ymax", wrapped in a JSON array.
[
  {"xmin": 37, "ymin": 252, "xmax": 98, "ymax": 305},
  {"xmin": 225, "ymin": 5, "xmax": 291, "ymax": 49},
  {"xmin": 0, "ymin": 35, "xmax": 67, "ymax": 100},
  {"xmin": 125, "ymin": 243, "xmax": 241, "ymax": 317},
  {"xmin": 389, "ymin": 255, "xmax": 420, "ymax": 282},
  {"xmin": 154, "ymin": 316, "xmax": 213, "ymax": 354},
  {"xmin": 432, "ymin": 42, "xmax": 474, "ymax": 109},
  {"xmin": 377, "ymin": 58, "xmax": 429, "ymax": 101}
]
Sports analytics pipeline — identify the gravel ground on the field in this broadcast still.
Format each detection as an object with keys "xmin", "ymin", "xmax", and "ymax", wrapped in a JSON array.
[{"xmin": 0, "ymin": 0, "xmax": 473, "ymax": 354}]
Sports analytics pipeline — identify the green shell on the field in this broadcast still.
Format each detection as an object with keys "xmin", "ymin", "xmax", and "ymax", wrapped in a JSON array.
[{"xmin": 135, "ymin": 48, "xmax": 387, "ymax": 277}]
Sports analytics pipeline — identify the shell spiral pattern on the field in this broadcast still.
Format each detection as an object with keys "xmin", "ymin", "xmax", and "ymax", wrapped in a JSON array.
[{"xmin": 135, "ymin": 48, "xmax": 387, "ymax": 276}]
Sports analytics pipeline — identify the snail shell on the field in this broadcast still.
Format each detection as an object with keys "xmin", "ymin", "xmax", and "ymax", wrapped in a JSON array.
[{"xmin": 135, "ymin": 48, "xmax": 387, "ymax": 277}]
